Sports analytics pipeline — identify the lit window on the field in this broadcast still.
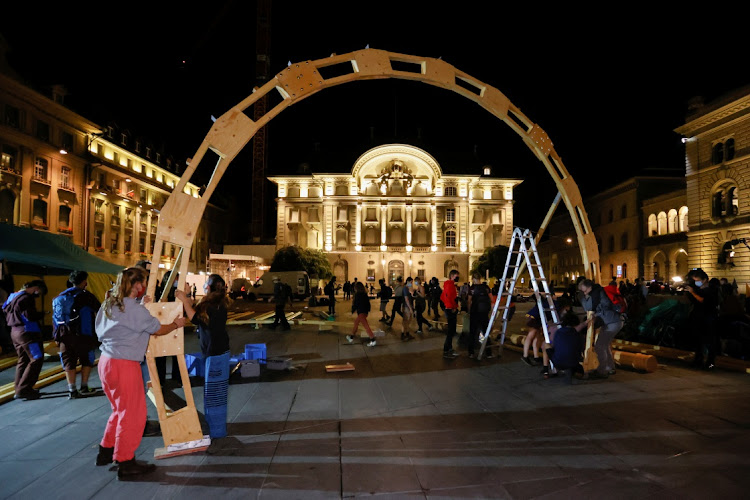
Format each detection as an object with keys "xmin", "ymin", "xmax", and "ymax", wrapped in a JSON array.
[
  {"xmin": 446, "ymin": 208, "xmax": 456, "ymax": 222},
  {"xmin": 445, "ymin": 230, "xmax": 456, "ymax": 247},
  {"xmin": 445, "ymin": 186, "xmax": 457, "ymax": 197},
  {"xmin": 34, "ymin": 158, "xmax": 48, "ymax": 181},
  {"xmin": 60, "ymin": 166, "xmax": 71, "ymax": 189},
  {"xmin": 712, "ymin": 182, "xmax": 739, "ymax": 218}
]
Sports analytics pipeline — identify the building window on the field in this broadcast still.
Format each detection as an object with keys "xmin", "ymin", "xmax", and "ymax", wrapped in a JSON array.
[
  {"xmin": 36, "ymin": 120, "xmax": 50, "ymax": 142},
  {"xmin": 608, "ymin": 235, "xmax": 615, "ymax": 252},
  {"xmin": 58, "ymin": 205, "xmax": 71, "ymax": 230},
  {"xmin": 60, "ymin": 166, "xmax": 71, "ymax": 189},
  {"xmin": 60, "ymin": 131, "xmax": 73, "ymax": 153},
  {"xmin": 712, "ymin": 182, "xmax": 739, "ymax": 218},
  {"xmin": 156, "ymin": 152, "xmax": 161, "ymax": 163},
  {"xmin": 0, "ymin": 189, "xmax": 16, "ymax": 223},
  {"xmin": 416, "ymin": 208, "xmax": 427, "ymax": 222},
  {"xmin": 113, "ymin": 178, "xmax": 122, "ymax": 194},
  {"xmin": 391, "ymin": 208, "xmax": 402, "ymax": 222},
  {"xmin": 121, "ymin": 133, "xmax": 127, "ymax": 145},
  {"xmin": 444, "ymin": 186, "xmax": 457, "ymax": 197},
  {"xmin": 94, "ymin": 229, "xmax": 103, "ymax": 249},
  {"xmin": 135, "ymin": 141, "xmax": 141, "ymax": 153},
  {"xmin": 647, "ymin": 214, "xmax": 657, "ymax": 236},
  {"xmin": 145, "ymin": 147, "xmax": 151, "ymax": 159},
  {"xmin": 621, "ymin": 204, "xmax": 627, "ymax": 219},
  {"xmin": 445, "ymin": 230, "xmax": 456, "ymax": 248},
  {"xmin": 620, "ymin": 232, "xmax": 628, "ymax": 250},
  {"xmin": 32, "ymin": 199, "xmax": 48, "ymax": 227},
  {"xmin": 34, "ymin": 158, "xmax": 48, "ymax": 181},
  {"xmin": 678, "ymin": 206, "xmax": 689, "ymax": 232},
  {"xmin": 5, "ymin": 105, "xmax": 20, "ymax": 128},
  {"xmin": 667, "ymin": 209, "xmax": 678, "ymax": 233},
  {"xmin": 446, "ymin": 208, "xmax": 456, "ymax": 222},
  {"xmin": 1, "ymin": 145, "xmax": 17, "ymax": 172},
  {"xmin": 657, "ymin": 212, "xmax": 667, "ymax": 235},
  {"xmin": 608, "ymin": 209, "xmax": 614, "ymax": 223}
]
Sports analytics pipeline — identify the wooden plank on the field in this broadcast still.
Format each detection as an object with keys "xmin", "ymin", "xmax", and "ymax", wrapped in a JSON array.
[{"xmin": 325, "ymin": 362, "xmax": 355, "ymax": 373}]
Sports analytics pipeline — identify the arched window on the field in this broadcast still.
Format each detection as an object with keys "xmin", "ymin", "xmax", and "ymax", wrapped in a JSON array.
[
  {"xmin": 712, "ymin": 182, "xmax": 739, "ymax": 218},
  {"xmin": 445, "ymin": 230, "xmax": 456, "ymax": 248},
  {"xmin": 622, "ymin": 263, "xmax": 628, "ymax": 279},
  {"xmin": 678, "ymin": 206, "xmax": 689, "ymax": 232},
  {"xmin": 726, "ymin": 138, "xmax": 735, "ymax": 161},
  {"xmin": 657, "ymin": 212, "xmax": 667, "ymax": 235},
  {"xmin": 648, "ymin": 214, "xmax": 657, "ymax": 236},
  {"xmin": 620, "ymin": 232, "xmax": 628, "ymax": 250},
  {"xmin": 0, "ymin": 189, "xmax": 15, "ymax": 224},
  {"xmin": 667, "ymin": 209, "xmax": 678, "ymax": 233},
  {"xmin": 608, "ymin": 235, "xmax": 615, "ymax": 252}
]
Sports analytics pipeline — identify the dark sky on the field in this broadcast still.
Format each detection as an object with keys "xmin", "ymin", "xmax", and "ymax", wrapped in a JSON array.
[{"xmin": 2, "ymin": 2, "xmax": 748, "ymax": 230}]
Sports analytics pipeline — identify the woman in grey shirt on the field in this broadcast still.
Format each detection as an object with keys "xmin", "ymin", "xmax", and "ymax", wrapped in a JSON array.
[{"xmin": 94, "ymin": 267, "xmax": 185, "ymax": 479}]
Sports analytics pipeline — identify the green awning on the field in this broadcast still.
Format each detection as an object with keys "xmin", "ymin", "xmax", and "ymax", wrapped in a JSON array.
[{"xmin": 0, "ymin": 223, "xmax": 122, "ymax": 275}]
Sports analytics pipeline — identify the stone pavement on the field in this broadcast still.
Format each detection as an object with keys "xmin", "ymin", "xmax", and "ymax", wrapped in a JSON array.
[{"xmin": 1, "ymin": 301, "xmax": 749, "ymax": 499}]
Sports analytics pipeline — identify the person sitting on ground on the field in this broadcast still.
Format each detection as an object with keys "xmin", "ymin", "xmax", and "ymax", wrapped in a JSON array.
[
  {"xmin": 347, "ymin": 281, "xmax": 376, "ymax": 347},
  {"xmin": 521, "ymin": 296, "xmax": 570, "ymax": 366},
  {"xmin": 541, "ymin": 312, "xmax": 591, "ymax": 382}
]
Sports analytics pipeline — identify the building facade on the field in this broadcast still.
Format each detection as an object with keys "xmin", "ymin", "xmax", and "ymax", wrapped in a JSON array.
[
  {"xmin": 540, "ymin": 176, "xmax": 686, "ymax": 286},
  {"xmin": 0, "ymin": 70, "xmax": 227, "ymax": 277},
  {"xmin": 675, "ymin": 86, "xmax": 750, "ymax": 283},
  {"xmin": 270, "ymin": 144, "xmax": 522, "ymax": 283}
]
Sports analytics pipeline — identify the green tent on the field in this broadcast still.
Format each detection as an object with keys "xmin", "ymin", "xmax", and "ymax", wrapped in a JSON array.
[{"xmin": 0, "ymin": 224, "xmax": 121, "ymax": 304}]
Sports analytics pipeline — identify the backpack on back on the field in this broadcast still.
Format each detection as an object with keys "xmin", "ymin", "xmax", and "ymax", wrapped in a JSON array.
[
  {"xmin": 472, "ymin": 284, "xmax": 491, "ymax": 313},
  {"xmin": 603, "ymin": 285, "xmax": 627, "ymax": 314},
  {"xmin": 52, "ymin": 287, "xmax": 82, "ymax": 341}
]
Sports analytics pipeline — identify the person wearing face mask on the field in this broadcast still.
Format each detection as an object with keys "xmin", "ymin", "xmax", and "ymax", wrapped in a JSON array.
[
  {"xmin": 2, "ymin": 279, "xmax": 48, "ymax": 400},
  {"xmin": 440, "ymin": 270, "xmax": 461, "ymax": 358},
  {"xmin": 685, "ymin": 268, "xmax": 718, "ymax": 370},
  {"xmin": 94, "ymin": 267, "xmax": 186, "ymax": 479},
  {"xmin": 577, "ymin": 278, "xmax": 623, "ymax": 379}
]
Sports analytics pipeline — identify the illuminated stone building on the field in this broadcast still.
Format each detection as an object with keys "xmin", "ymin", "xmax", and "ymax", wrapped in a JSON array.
[
  {"xmin": 541, "ymin": 176, "xmax": 685, "ymax": 286},
  {"xmin": 0, "ymin": 68, "xmax": 226, "ymax": 276},
  {"xmin": 675, "ymin": 86, "xmax": 750, "ymax": 283},
  {"xmin": 270, "ymin": 144, "xmax": 522, "ymax": 283}
]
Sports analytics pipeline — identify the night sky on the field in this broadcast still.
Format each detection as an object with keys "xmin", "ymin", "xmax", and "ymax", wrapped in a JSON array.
[{"xmin": 2, "ymin": 2, "xmax": 748, "ymax": 231}]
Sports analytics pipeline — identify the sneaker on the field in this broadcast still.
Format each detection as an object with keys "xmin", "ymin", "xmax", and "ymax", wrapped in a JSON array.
[
  {"xmin": 14, "ymin": 389, "xmax": 41, "ymax": 401},
  {"xmin": 468, "ymin": 352, "xmax": 476, "ymax": 359},
  {"xmin": 68, "ymin": 389, "xmax": 80, "ymax": 400},
  {"xmin": 532, "ymin": 357, "xmax": 542, "ymax": 366},
  {"xmin": 427, "ymin": 325, "xmax": 434, "ymax": 331},
  {"xmin": 79, "ymin": 386, "xmax": 98, "ymax": 396},
  {"xmin": 404, "ymin": 333, "xmax": 415, "ymax": 341},
  {"xmin": 117, "ymin": 458, "xmax": 156, "ymax": 479},
  {"xmin": 443, "ymin": 350, "xmax": 459, "ymax": 359},
  {"xmin": 346, "ymin": 335, "xmax": 354, "ymax": 344},
  {"xmin": 415, "ymin": 330, "xmax": 423, "ymax": 335},
  {"xmin": 485, "ymin": 351, "xmax": 494, "ymax": 359},
  {"xmin": 366, "ymin": 339, "xmax": 376, "ymax": 347},
  {"xmin": 96, "ymin": 445, "xmax": 114, "ymax": 466},
  {"xmin": 521, "ymin": 356, "xmax": 533, "ymax": 366}
]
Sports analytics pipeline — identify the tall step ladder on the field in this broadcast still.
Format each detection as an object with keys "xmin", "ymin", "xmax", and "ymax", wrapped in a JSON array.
[{"xmin": 478, "ymin": 227, "xmax": 561, "ymax": 361}]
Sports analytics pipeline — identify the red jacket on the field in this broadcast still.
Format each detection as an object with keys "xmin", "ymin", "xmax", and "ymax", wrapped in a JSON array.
[{"xmin": 441, "ymin": 280, "xmax": 458, "ymax": 310}]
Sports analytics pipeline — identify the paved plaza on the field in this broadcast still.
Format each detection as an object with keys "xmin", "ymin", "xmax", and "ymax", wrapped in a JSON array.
[{"xmin": 1, "ymin": 300, "xmax": 749, "ymax": 499}]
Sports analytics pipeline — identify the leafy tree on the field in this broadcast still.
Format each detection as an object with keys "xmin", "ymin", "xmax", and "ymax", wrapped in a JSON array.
[
  {"xmin": 470, "ymin": 245, "xmax": 510, "ymax": 279},
  {"xmin": 270, "ymin": 245, "xmax": 332, "ymax": 279}
]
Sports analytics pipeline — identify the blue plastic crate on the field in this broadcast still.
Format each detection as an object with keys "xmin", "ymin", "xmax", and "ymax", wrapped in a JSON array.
[
  {"xmin": 245, "ymin": 343, "xmax": 267, "ymax": 364},
  {"xmin": 185, "ymin": 352, "xmax": 205, "ymax": 377}
]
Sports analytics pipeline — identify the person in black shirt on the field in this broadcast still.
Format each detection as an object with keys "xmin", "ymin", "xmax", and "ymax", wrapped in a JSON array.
[
  {"xmin": 685, "ymin": 269, "xmax": 719, "ymax": 369},
  {"xmin": 176, "ymin": 274, "xmax": 229, "ymax": 358},
  {"xmin": 346, "ymin": 282, "xmax": 376, "ymax": 347}
]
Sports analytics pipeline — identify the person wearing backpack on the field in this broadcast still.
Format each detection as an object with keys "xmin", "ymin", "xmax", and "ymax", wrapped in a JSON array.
[
  {"xmin": 325, "ymin": 276, "xmax": 337, "ymax": 316},
  {"xmin": 54, "ymin": 271, "xmax": 101, "ymax": 399},
  {"xmin": 578, "ymin": 278, "xmax": 623, "ymax": 378},
  {"xmin": 3, "ymin": 279, "xmax": 47, "ymax": 400},
  {"xmin": 467, "ymin": 273, "xmax": 493, "ymax": 359},
  {"xmin": 429, "ymin": 277, "xmax": 442, "ymax": 321},
  {"xmin": 270, "ymin": 276, "xmax": 293, "ymax": 331}
]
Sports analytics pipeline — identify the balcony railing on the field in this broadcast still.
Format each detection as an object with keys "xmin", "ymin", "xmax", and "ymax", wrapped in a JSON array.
[
  {"xmin": 111, "ymin": 216, "xmax": 120, "ymax": 227},
  {"xmin": 32, "ymin": 174, "xmax": 51, "ymax": 185},
  {"xmin": 58, "ymin": 181, "xmax": 75, "ymax": 193},
  {"xmin": 0, "ymin": 164, "xmax": 20, "ymax": 176},
  {"xmin": 139, "ymin": 223, "xmax": 147, "ymax": 232},
  {"xmin": 94, "ymin": 212, "xmax": 105, "ymax": 223},
  {"xmin": 125, "ymin": 220, "xmax": 133, "ymax": 229}
]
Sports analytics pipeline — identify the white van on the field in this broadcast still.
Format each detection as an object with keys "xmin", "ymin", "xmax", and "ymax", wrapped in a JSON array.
[{"xmin": 251, "ymin": 271, "xmax": 310, "ymax": 301}]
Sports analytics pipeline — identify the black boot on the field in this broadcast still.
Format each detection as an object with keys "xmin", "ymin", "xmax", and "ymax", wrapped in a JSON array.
[
  {"xmin": 117, "ymin": 458, "xmax": 156, "ymax": 479},
  {"xmin": 95, "ymin": 445, "xmax": 114, "ymax": 466}
]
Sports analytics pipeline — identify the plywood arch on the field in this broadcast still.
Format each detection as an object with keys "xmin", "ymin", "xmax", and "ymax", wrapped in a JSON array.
[{"xmin": 148, "ymin": 48, "xmax": 600, "ymax": 296}]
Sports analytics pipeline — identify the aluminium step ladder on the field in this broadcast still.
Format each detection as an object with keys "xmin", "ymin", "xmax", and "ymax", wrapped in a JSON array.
[{"xmin": 478, "ymin": 227, "xmax": 561, "ymax": 361}]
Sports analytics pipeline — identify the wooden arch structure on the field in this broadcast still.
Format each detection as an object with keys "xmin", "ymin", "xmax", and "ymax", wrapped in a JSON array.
[
  {"xmin": 144, "ymin": 48, "xmax": 601, "ymax": 453},
  {"xmin": 147, "ymin": 48, "xmax": 599, "ymax": 298}
]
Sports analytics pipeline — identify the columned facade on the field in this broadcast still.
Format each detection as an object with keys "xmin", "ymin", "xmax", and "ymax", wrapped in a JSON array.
[{"xmin": 270, "ymin": 144, "xmax": 521, "ymax": 284}]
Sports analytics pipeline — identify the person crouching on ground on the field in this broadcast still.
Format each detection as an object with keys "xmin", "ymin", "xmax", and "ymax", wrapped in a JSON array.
[
  {"xmin": 541, "ymin": 312, "xmax": 591, "ymax": 383},
  {"xmin": 347, "ymin": 281, "xmax": 376, "ymax": 347},
  {"xmin": 95, "ymin": 267, "xmax": 186, "ymax": 479},
  {"xmin": 578, "ymin": 278, "xmax": 623, "ymax": 379}
]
